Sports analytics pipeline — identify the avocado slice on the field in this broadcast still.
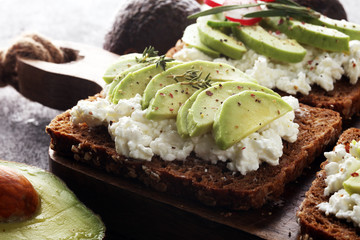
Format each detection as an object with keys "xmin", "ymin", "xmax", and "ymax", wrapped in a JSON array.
[
  {"xmin": 0, "ymin": 160, "xmax": 105, "ymax": 240},
  {"xmin": 265, "ymin": 17, "xmax": 350, "ymax": 52},
  {"xmin": 146, "ymin": 82, "xmax": 198, "ymax": 120},
  {"xmin": 103, "ymin": 53, "xmax": 142, "ymax": 83},
  {"xmin": 176, "ymin": 89, "xmax": 203, "ymax": 138},
  {"xmin": 343, "ymin": 169, "xmax": 360, "ymax": 195},
  {"xmin": 310, "ymin": 15, "xmax": 360, "ymax": 40},
  {"xmin": 106, "ymin": 61, "xmax": 160, "ymax": 100},
  {"xmin": 187, "ymin": 81, "xmax": 280, "ymax": 137},
  {"xmin": 142, "ymin": 60, "xmax": 257, "ymax": 109},
  {"xmin": 111, "ymin": 61, "xmax": 180, "ymax": 104},
  {"xmin": 232, "ymin": 25, "xmax": 307, "ymax": 63},
  {"xmin": 182, "ymin": 24, "xmax": 221, "ymax": 58},
  {"xmin": 213, "ymin": 91, "xmax": 292, "ymax": 150},
  {"xmin": 197, "ymin": 18, "xmax": 247, "ymax": 60}
]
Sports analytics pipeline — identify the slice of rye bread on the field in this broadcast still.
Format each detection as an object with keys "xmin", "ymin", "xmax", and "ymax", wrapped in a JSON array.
[
  {"xmin": 297, "ymin": 128, "xmax": 360, "ymax": 240},
  {"xmin": 166, "ymin": 41, "xmax": 360, "ymax": 120},
  {"xmin": 46, "ymin": 100, "xmax": 342, "ymax": 210}
]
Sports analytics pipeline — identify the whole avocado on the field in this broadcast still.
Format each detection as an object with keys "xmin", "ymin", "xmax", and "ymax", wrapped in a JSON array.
[
  {"xmin": 294, "ymin": 0, "xmax": 347, "ymax": 20},
  {"xmin": 103, "ymin": 0, "xmax": 201, "ymax": 55}
]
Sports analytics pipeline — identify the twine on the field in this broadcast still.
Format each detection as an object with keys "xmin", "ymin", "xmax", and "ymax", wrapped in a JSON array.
[{"xmin": 0, "ymin": 33, "xmax": 67, "ymax": 88}]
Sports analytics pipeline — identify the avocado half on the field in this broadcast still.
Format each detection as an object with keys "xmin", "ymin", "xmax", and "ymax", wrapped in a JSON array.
[
  {"xmin": 103, "ymin": 0, "xmax": 201, "ymax": 55},
  {"xmin": 0, "ymin": 160, "xmax": 105, "ymax": 240}
]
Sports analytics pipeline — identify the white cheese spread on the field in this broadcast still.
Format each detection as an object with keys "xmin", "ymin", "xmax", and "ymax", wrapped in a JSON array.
[
  {"xmin": 318, "ymin": 141, "xmax": 360, "ymax": 227},
  {"xmin": 173, "ymin": 41, "xmax": 360, "ymax": 95},
  {"xmin": 70, "ymin": 95, "xmax": 299, "ymax": 175}
]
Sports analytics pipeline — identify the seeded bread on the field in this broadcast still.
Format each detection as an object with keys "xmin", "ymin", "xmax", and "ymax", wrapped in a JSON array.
[
  {"xmin": 46, "ymin": 100, "xmax": 342, "ymax": 210},
  {"xmin": 166, "ymin": 41, "xmax": 360, "ymax": 120},
  {"xmin": 297, "ymin": 128, "xmax": 360, "ymax": 240}
]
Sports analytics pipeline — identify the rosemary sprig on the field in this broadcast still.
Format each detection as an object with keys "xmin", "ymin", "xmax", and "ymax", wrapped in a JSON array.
[
  {"xmin": 136, "ymin": 46, "xmax": 159, "ymax": 63},
  {"xmin": 168, "ymin": 70, "xmax": 212, "ymax": 89},
  {"xmin": 188, "ymin": 0, "xmax": 320, "ymax": 20},
  {"xmin": 155, "ymin": 55, "xmax": 174, "ymax": 71},
  {"xmin": 135, "ymin": 46, "xmax": 174, "ymax": 71}
]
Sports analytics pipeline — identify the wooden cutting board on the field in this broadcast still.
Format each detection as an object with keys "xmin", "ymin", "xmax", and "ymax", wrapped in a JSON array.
[
  {"xmin": 16, "ymin": 41, "xmax": 119, "ymax": 110},
  {"xmin": 49, "ymin": 148, "xmax": 323, "ymax": 240}
]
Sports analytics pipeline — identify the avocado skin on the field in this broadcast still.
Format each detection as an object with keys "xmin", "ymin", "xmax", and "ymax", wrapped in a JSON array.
[
  {"xmin": 103, "ymin": 0, "xmax": 201, "ymax": 55},
  {"xmin": 294, "ymin": 0, "xmax": 347, "ymax": 21}
]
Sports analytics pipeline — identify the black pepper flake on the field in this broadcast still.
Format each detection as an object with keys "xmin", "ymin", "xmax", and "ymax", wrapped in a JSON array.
[
  {"xmin": 237, "ymin": 102, "xmax": 241, "ymax": 106},
  {"xmin": 206, "ymin": 91, "xmax": 213, "ymax": 96}
]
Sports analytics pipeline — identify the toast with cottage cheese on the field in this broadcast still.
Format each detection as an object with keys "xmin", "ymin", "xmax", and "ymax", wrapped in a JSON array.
[
  {"xmin": 166, "ymin": 41, "xmax": 360, "ymax": 120},
  {"xmin": 297, "ymin": 128, "xmax": 360, "ymax": 240},
  {"xmin": 46, "ymin": 95, "xmax": 342, "ymax": 210}
]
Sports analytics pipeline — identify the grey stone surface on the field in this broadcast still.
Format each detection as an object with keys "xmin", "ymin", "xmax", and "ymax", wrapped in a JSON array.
[{"xmin": 0, "ymin": 0, "xmax": 123, "ymax": 170}]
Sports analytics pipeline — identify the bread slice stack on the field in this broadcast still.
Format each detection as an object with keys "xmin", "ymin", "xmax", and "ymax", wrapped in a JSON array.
[
  {"xmin": 297, "ymin": 128, "xmax": 360, "ymax": 239},
  {"xmin": 46, "ymin": 96, "xmax": 342, "ymax": 210}
]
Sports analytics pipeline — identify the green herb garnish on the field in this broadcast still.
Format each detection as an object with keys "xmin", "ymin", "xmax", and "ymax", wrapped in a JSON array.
[
  {"xmin": 168, "ymin": 70, "xmax": 212, "ymax": 89},
  {"xmin": 136, "ymin": 46, "xmax": 174, "ymax": 71},
  {"xmin": 188, "ymin": 0, "xmax": 320, "ymax": 20}
]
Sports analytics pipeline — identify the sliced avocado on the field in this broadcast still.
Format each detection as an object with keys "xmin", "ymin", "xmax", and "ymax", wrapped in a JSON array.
[
  {"xmin": 103, "ymin": 53, "xmax": 142, "ymax": 83},
  {"xmin": 197, "ymin": 18, "xmax": 247, "ymax": 60},
  {"xmin": 232, "ymin": 25, "xmax": 306, "ymax": 63},
  {"xmin": 106, "ymin": 61, "xmax": 158, "ymax": 100},
  {"xmin": 142, "ymin": 60, "xmax": 257, "ymax": 109},
  {"xmin": 0, "ymin": 160, "xmax": 105, "ymax": 240},
  {"xmin": 187, "ymin": 81, "xmax": 279, "ymax": 137},
  {"xmin": 343, "ymin": 169, "xmax": 360, "ymax": 195},
  {"xmin": 182, "ymin": 24, "xmax": 221, "ymax": 58},
  {"xmin": 265, "ymin": 17, "xmax": 350, "ymax": 52},
  {"xmin": 213, "ymin": 91, "xmax": 292, "ymax": 150},
  {"xmin": 146, "ymin": 83, "xmax": 198, "ymax": 120},
  {"xmin": 176, "ymin": 89, "xmax": 203, "ymax": 138},
  {"xmin": 310, "ymin": 15, "xmax": 360, "ymax": 40},
  {"xmin": 111, "ymin": 61, "xmax": 180, "ymax": 104}
]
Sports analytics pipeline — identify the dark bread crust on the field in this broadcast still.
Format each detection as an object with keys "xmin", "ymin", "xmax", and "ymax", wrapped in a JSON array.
[
  {"xmin": 297, "ymin": 128, "xmax": 360, "ymax": 240},
  {"xmin": 296, "ymin": 79, "xmax": 360, "ymax": 120},
  {"xmin": 166, "ymin": 42, "xmax": 360, "ymax": 120},
  {"xmin": 46, "ymin": 102, "xmax": 342, "ymax": 210}
]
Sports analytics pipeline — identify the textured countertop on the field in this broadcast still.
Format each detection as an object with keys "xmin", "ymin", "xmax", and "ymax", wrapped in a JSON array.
[{"xmin": 0, "ymin": 0, "xmax": 123, "ymax": 170}]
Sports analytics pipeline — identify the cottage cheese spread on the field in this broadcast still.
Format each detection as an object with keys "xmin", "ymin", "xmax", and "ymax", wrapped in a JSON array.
[
  {"xmin": 174, "ymin": 41, "xmax": 360, "ymax": 95},
  {"xmin": 70, "ymin": 95, "xmax": 299, "ymax": 175},
  {"xmin": 318, "ymin": 141, "xmax": 360, "ymax": 226}
]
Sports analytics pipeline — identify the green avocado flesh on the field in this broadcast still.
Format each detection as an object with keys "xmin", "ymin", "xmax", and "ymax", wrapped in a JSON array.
[
  {"xmin": 232, "ymin": 24, "xmax": 306, "ymax": 63},
  {"xmin": 106, "ymin": 62, "xmax": 152, "ymax": 100},
  {"xmin": 176, "ymin": 89, "xmax": 203, "ymax": 138},
  {"xmin": 141, "ymin": 60, "xmax": 256, "ymax": 109},
  {"xmin": 197, "ymin": 18, "xmax": 247, "ymax": 60},
  {"xmin": 265, "ymin": 17, "xmax": 350, "ymax": 52},
  {"xmin": 0, "ymin": 161, "xmax": 105, "ymax": 240},
  {"xmin": 186, "ymin": 81, "xmax": 280, "ymax": 137},
  {"xmin": 111, "ymin": 61, "xmax": 180, "ymax": 104},
  {"xmin": 343, "ymin": 169, "xmax": 360, "ymax": 195},
  {"xmin": 213, "ymin": 90, "xmax": 292, "ymax": 150},
  {"xmin": 146, "ymin": 82, "xmax": 198, "ymax": 120},
  {"xmin": 103, "ymin": 53, "xmax": 142, "ymax": 83},
  {"xmin": 182, "ymin": 23, "xmax": 221, "ymax": 58},
  {"xmin": 310, "ymin": 15, "xmax": 360, "ymax": 40}
]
